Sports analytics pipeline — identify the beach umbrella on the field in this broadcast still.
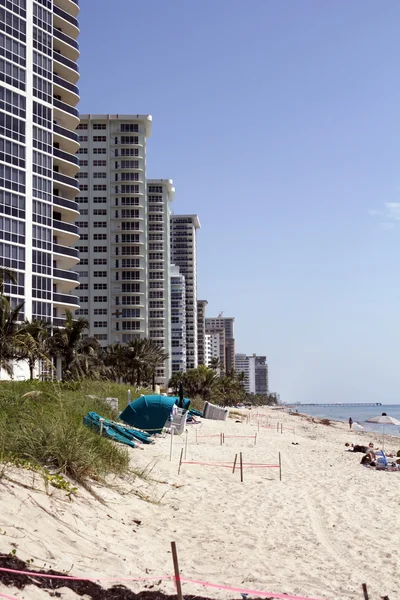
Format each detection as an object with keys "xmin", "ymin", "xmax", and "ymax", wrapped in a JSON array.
[{"xmin": 365, "ymin": 413, "xmax": 400, "ymax": 450}]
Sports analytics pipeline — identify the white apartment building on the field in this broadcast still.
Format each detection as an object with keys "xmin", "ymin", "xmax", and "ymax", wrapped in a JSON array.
[
  {"xmin": 147, "ymin": 179, "xmax": 173, "ymax": 385},
  {"xmin": 170, "ymin": 263, "xmax": 186, "ymax": 374},
  {"xmin": 74, "ymin": 114, "xmax": 152, "ymax": 344},
  {"xmin": 235, "ymin": 354, "xmax": 269, "ymax": 395},
  {"xmin": 204, "ymin": 332, "xmax": 221, "ymax": 372},
  {"xmin": 205, "ymin": 316, "xmax": 235, "ymax": 372},
  {"xmin": 235, "ymin": 353, "xmax": 250, "ymax": 393},
  {"xmin": 0, "ymin": 0, "xmax": 80, "ymax": 377},
  {"xmin": 197, "ymin": 299, "xmax": 207, "ymax": 366},
  {"xmin": 170, "ymin": 214, "xmax": 200, "ymax": 370}
]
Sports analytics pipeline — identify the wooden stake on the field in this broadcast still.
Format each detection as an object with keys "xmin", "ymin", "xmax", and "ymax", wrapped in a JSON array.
[
  {"xmin": 169, "ymin": 426, "xmax": 174, "ymax": 461},
  {"xmin": 232, "ymin": 453, "xmax": 238, "ymax": 473},
  {"xmin": 361, "ymin": 583, "xmax": 369, "ymax": 600},
  {"xmin": 258, "ymin": 421, "xmax": 260, "ymax": 432},
  {"xmin": 254, "ymin": 433, "xmax": 257, "ymax": 446},
  {"xmin": 277, "ymin": 422, "xmax": 279, "ymax": 432},
  {"xmin": 240, "ymin": 452, "xmax": 243, "ymax": 483},
  {"xmin": 220, "ymin": 432, "xmax": 223, "ymax": 446},
  {"xmin": 178, "ymin": 448, "xmax": 183, "ymax": 475},
  {"xmin": 281, "ymin": 423, "xmax": 283, "ymax": 434},
  {"xmin": 184, "ymin": 430, "xmax": 188, "ymax": 460},
  {"xmin": 171, "ymin": 541, "xmax": 184, "ymax": 600},
  {"xmin": 279, "ymin": 452, "xmax": 282, "ymax": 481},
  {"xmin": 195, "ymin": 429, "xmax": 198, "ymax": 444},
  {"xmin": 223, "ymin": 432, "xmax": 225, "ymax": 444}
]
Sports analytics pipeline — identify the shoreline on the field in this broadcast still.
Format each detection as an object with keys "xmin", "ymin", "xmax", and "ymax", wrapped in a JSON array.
[{"xmin": 1, "ymin": 405, "xmax": 399, "ymax": 600}]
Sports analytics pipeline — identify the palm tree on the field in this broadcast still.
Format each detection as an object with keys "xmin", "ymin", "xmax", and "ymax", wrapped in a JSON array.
[
  {"xmin": 145, "ymin": 341, "xmax": 169, "ymax": 391},
  {"xmin": 0, "ymin": 296, "xmax": 24, "ymax": 378},
  {"xmin": 20, "ymin": 319, "xmax": 51, "ymax": 380},
  {"xmin": 209, "ymin": 356, "xmax": 222, "ymax": 373},
  {"xmin": 0, "ymin": 266, "xmax": 17, "ymax": 295},
  {"xmin": 49, "ymin": 310, "xmax": 100, "ymax": 381}
]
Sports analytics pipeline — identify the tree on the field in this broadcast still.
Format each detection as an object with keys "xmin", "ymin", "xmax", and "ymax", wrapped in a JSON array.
[
  {"xmin": 209, "ymin": 356, "xmax": 222, "ymax": 373},
  {"xmin": 49, "ymin": 310, "xmax": 100, "ymax": 381},
  {"xmin": 20, "ymin": 319, "xmax": 51, "ymax": 380},
  {"xmin": 0, "ymin": 296, "xmax": 25, "ymax": 378},
  {"xmin": 0, "ymin": 266, "xmax": 17, "ymax": 295}
]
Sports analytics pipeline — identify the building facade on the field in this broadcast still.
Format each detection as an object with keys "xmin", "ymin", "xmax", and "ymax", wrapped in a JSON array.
[
  {"xmin": 236, "ymin": 354, "xmax": 269, "ymax": 395},
  {"xmin": 235, "ymin": 353, "xmax": 250, "ymax": 393},
  {"xmin": 204, "ymin": 332, "xmax": 221, "ymax": 372},
  {"xmin": 147, "ymin": 179, "xmax": 173, "ymax": 385},
  {"xmin": 0, "ymin": 0, "xmax": 81, "ymax": 376},
  {"xmin": 170, "ymin": 264, "xmax": 186, "ymax": 374},
  {"xmin": 170, "ymin": 214, "xmax": 200, "ymax": 370},
  {"xmin": 205, "ymin": 316, "xmax": 235, "ymax": 373},
  {"xmin": 74, "ymin": 113, "xmax": 152, "ymax": 346},
  {"xmin": 197, "ymin": 299, "xmax": 207, "ymax": 365}
]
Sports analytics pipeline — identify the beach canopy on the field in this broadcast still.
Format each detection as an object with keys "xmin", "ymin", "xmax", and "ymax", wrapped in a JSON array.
[
  {"xmin": 365, "ymin": 413, "xmax": 400, "ymax": 450},
  {"xmin": 119, "ymin": 394, "xmax": 190, "ymax": 433}
]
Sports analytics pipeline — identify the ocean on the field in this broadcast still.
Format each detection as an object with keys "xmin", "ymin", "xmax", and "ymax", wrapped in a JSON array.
[{"xmin": 292, "ymin": 404, "xmax": 400, "ymax": 437}]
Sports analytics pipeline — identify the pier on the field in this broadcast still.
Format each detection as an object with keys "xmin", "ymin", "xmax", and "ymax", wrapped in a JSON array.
[{"xmin": 289, "ymin": 403, "xmax": 382, "ymax": 407}]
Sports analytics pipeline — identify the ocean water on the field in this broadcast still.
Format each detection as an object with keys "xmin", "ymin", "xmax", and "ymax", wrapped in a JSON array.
[{"xmin": 292, "ymin": 404, "xmax": 400, "ymax": 438}]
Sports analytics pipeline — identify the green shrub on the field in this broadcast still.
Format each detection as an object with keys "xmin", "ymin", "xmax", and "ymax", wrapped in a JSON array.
[{"xmin": 0, "ymin": 381, "xmax": 147, "ymax": 483}]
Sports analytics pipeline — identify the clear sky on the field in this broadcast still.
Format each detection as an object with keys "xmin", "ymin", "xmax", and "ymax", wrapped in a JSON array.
[{"xmin": 78, "ymin": 0, "xmax": 400, "ymax": 404}]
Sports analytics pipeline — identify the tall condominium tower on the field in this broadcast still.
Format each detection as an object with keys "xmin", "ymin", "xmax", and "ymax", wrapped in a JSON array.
[
  {"xmin": 0, "ymin": 0, "xmax": 80, "ymax": 375},
  {"xmin": 235, "ymin": 354, "xmax": 269, "ymax": 395},
  {"xmin": 170, "ymin": 264, "xmax": 186, "ymax": 374},
  {"xmin": 74, "ymin": 114, "xmax": 152, "ymax": 344},
  {"xmin": 205, "ymin": 316, "xmax": 236, "ymax": 373},
  {"xmin": 170, "ymin": 214, "xmax": 200, "ymax": 370},
  {"xmin": 197, "ymin": 299, "xmax": 208, "ymax": 365},
  {"xmin": 147, "ymin": 179, "xmax": 173, "ymax": 385}
]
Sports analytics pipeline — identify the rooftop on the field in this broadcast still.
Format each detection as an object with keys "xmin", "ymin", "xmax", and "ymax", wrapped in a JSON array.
[
  {"xmin": 79, "ymin": 114, "xmax": 153, "ymax": 137},
  {"xmin": 171, "ymin": 214, "xmax": 200, "ymax": 229}
]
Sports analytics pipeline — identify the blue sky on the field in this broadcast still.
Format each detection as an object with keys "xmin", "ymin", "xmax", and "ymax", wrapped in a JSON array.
[{"xmin": 78, "ymin": 0, "xmax": 400, "ymax": 404}]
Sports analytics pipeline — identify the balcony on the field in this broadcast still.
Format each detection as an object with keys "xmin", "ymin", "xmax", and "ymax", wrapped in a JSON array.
[
  {"xmin": 53, "ymin": 196, "xmax": 79, "ymax": 214},
  {"xmin": 53, "ymin": 268, "xmax": 79, "ymax": 282},
  {"xmin": 53, "ymin": 51, "xmax": 79, "ymax": 85},
  {"xmin": 53, "ymin": 75, "xmax": 79, "ymax": 109},
  {"xmin": 54, "ymin": 0, "xmax": 79, "ymax": 19},
  {"xmin": 54, "ymin": 5, "xmax": 79, "ymax": 39},
  {"xmin": 53, "ymin": 292, "xmax": 79, "ymax": 306},
  {"xmin": 53, "ymin": 170, "xmax": 79, "ymax": 192},
  {"xmin": 53, "ymin": 124, "xmax": 79, "ymax": 155},
  {"xmin": 53, "ymin": 147, "xmax": 79, "ymax": 178},
  {"xmin": 54, "ymin": 98, "xmax": 79, "ymax": 130},
  {"xmin": 53, "ymin": 244, "xmax": 79, "ymax": 269},
  {"xmin": 53, "ymin": 28, "xmax": 79, "ymax": 62},
  {"xmin": 53, "ymin": 219, "xmax": 79, "ymax": 235}
]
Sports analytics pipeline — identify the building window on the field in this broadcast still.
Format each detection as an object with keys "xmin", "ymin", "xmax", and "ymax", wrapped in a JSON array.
[
  {"xmin": 93, "ymin": 172, "xmax": 107, "ymax": 179},
  {"xmin": 75, "ymin": 221, "xmax": 88, "ymax": 228},
  {"xmin": 93, "ymin": 258, "xmax": 107, "ymax": 265},
  {"xmin": 77, "ymin": 147, "xmax": 88, "ymax": 154},
  {"xmin": 93, "ymin": 271, "xmax": 107, "ymax": 277},
  {"xmin": 79, "ymin": 258, "xmax": 88, "ymax": 265},
  {"xmin": 120, "ymin": 124, "xmax": 138, "ymax": 132},
  {"xmin": 79, "ymin": 296, "xmax": 88, "ymax": 303},
  {"xmin": 94, "ymin": 334, "xmax": 108, "ymax": 340},
  {"xmin": 79, "ymin": 160, "xmax": 88, "ymax": 167},
  {"xmin": 93, "ymin": 136, "xmax": 106, "ymax": 142},
  {"xmin": 93, "ymin": 148, "xmax": 106, "ymax": 154},
  {"xmin": 93, "ymin": 160, "xmax": 106, "ymax": 167},
  {"xmin": 94, "ymin": 321, "xmax": 107, "ymax": 327},
  {"xmin": 93, "ymin": 221, "xmax": 107, "ymax": 228},
  {"xmin": 79, "ymin": 135, "xmax": 88, "ymax": 142},
  {"xmin": 93, "ymin": 209, "xmax": 107, "ymax": 215},
  {"xmin": 93, "ymin": 184, "xmax": 107, "ymax": 191},
  {"xmin": 76, "ymin": 172, "xmax": 88, "ymax": 179},
  {"xmin": 94, "ymin": 308, "xmax": 107, "ymax": 315},
  {"xmin": 93, "ymin": 196, "xmax": 107, "ymax": 203},
  {"xmin": 94, "ymin": 296, "xmax": 107, "ymax": 302},
  {"xmin": 93, "ymin": 233, "xmax": 107, "ymax": 240},
  {"xmin": 93, "ymin": 124, "xmax": 106, "ymax": 130},
  {"xmin": 77, "ymin": 124, "xmax": 88, "ymax": 130},
  {"xmin": 93, "ymin": 246, "xmax": 107, "ymax": 252},
  {"xmin": 76, "ymin": 246, "xmax": 88, "ymax": 253}
]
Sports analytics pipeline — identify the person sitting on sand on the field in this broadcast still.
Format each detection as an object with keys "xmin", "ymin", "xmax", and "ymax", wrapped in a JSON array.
[{"xmin": 361, "ymin": 453, "xmax": 376, "ymax": 467}]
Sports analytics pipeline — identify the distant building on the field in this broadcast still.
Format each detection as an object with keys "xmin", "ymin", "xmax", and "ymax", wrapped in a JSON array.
[
  {"xmin": 235, "ymin": 354, "xmax": 269, "ymax": 395},
  {"xmin": 197, "ymin": 300, "xmax": 208, "ymax": 365},
  {"xmin": 205, "ymin": 332, "xmax": 221, "ymax": 372},
  {"xmin": 205, "ymin": 317, "xmax": 235, "ymax": 372},
  {"xmin": 170, "ymin": 215, "xmax": 200, "ymax": 369},
  {"xmin": 170, "ymin": 264, "xmax": 186, "ymax": 374},
  {"xmin": 235, "ymin": 353, "xmax": 250, "ymax": 393}
]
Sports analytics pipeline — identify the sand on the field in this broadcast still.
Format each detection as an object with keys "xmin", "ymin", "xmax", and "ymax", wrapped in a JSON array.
[{"xmin": 0, "ymin": 407, "xmax": 399, "ymax": 600}]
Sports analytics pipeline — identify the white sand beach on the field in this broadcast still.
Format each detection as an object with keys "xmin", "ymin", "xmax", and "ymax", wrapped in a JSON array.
[{"xmin": 1, "ymin": 408, "xmax": 399, "ymax": 600}]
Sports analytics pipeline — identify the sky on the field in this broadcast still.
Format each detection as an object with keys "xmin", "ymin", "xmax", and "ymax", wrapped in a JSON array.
[{"xmin": 78, "ymin": 0, "xmax": 400, "ymax": 404}]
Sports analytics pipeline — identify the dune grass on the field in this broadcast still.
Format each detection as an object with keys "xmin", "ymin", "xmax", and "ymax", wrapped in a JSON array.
[{"xmin": 0, "ymin": 380, "xmax": 149, "ymax": 483}]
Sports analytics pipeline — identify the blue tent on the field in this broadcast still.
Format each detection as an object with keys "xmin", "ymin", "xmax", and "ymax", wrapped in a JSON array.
[{"xmin": 119, "ymin": 394, "xmax": 190, "ymax": 433}]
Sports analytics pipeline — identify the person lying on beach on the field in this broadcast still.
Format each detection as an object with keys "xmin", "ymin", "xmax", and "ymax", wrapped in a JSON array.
[{"xmin": 345, "ymin": 443, "xmax": 369, "ymax": 453}]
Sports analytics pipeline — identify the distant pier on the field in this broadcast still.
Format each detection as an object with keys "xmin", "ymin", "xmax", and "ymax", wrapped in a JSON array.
[{"xmin": 289, "ymin": 403, "xmax": 382, "ymax": 407}]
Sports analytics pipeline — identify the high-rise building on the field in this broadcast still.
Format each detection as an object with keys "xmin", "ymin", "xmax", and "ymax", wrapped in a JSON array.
[
  {"xmin": 235, "ymin": 353, "xmax": 250, "ymax": 393},
  {"xmin": 197, "ymin": 299, "xmax": 208, "ymax": 365},
  {"xmin": 147, "ymin": 179, "xmax": 173, "ymax": 384},
  {"xmin": 170, "ymin": 214, "xmax": 200, "ymax": 370},
  {"xmin": 204, "ymin": 332, "xmax": 221, "ymax": 372},
  {"xmin": 74, "ymin": 114, "xmax": 152, "ymax": 344},
  {"xmin": 170, "ymin": 264, "xmax": 186, "ymax": 374},
  {"xmin": 205, "ymin": 316, "xmax": 235, "ymax": 373},
  {"xmin": 236, "ymin": 354, "xmax": 269, "ymax": 395},
  {"xmin": 0, "ymin": 0, "xmax": 81, "ymax": 377}
]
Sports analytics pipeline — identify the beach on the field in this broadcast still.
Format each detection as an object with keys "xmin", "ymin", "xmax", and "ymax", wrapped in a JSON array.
[{"xmin": 1, "ymin": 407, "xmax": 399, "ymax": 600}]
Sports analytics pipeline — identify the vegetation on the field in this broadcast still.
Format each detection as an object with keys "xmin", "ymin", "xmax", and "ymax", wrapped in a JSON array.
[{"xmin": 0, "ymin": 380, "xmax": 147, "ymax": 483}]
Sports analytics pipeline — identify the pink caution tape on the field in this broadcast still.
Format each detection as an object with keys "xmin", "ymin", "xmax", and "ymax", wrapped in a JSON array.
[
  {"xmin": 0, "ymin": 593, "xmax": 19, "ymax": 600},
  {"xmin": 224, "ymin": 435, "xmax": 256, "ymax": 438},
  {"xmin": 180, "ymin": 577, "xmax": 327, "ymax": 600},
  {"xmin": 0, "ymin": 566, "xmax": 172, "ymax": 583},
  {"xmin": 181, "ymin": 461, "xmax": 232, "ymax": 468}
]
